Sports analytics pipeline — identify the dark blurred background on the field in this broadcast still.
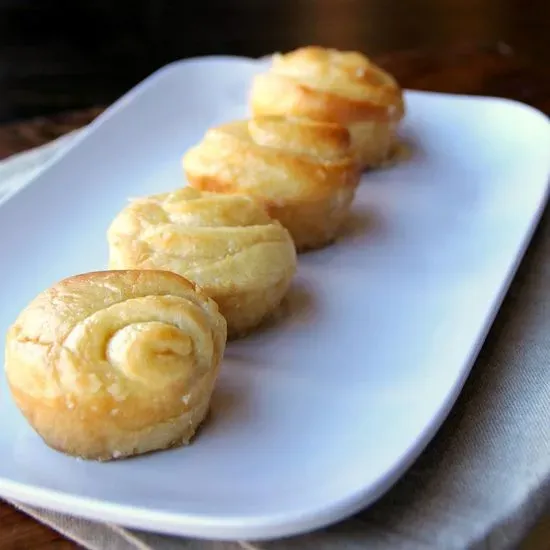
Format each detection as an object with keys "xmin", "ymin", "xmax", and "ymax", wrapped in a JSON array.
[{"xmin": 0, "ymin": 0, "xmax": 548, "ymax": 124}]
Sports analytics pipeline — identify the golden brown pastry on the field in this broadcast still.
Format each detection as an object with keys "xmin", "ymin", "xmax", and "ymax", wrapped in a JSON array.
[
  {"xmin": 250, "ymin": 46, "xmax": 405, "ymax": 168},
  {"xmin": 107, "ymin": 187, "xmax": 297, "ymax": 338},
  {"xmin": 182, "ymin": 116, "xmax": 361, "ymax": 251},
  {"xmin": 4, "ymin": 270, "xmax": 227, "ymax": 461}
]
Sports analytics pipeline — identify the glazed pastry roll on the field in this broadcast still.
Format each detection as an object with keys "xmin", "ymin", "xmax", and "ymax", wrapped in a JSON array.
[
  {"xmin": 182, "ymin": 116, "xmax": 361, "ymax": 251},
  {"xmin": 4, "ymin": 270, "xmax": 227, "ymax": 461},
  {"xmin": 107, "ymin": 187, "xmax": 297, "ymax": 338},
  {"xmin": 250, "ymin": 46, "xmax": 405, "ymax": 168}
]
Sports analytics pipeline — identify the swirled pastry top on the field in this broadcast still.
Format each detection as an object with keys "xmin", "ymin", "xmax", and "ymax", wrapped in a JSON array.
[
  {"xmin": 5, "ymin": 270, "xmax": 226, "ymax": 403},
  {"xmin": 250, "ymin": 46, "xmax": 405, "ymax": 124},
  {"xmin": 182, "ymin": 116, "xmax": 360, "ymax": 202},
  {"xmin": 107, "ymin": 187, "xmax": 296, "ymax": 292}
]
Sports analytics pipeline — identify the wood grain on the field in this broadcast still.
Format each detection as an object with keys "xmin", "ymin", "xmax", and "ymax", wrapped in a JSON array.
[
  {"xmin": 0, "ymin": 502, "xmax": 79, "ymax": 549},
  {"xmin": 0, "ymin": 44, "xmax": 548, "ymax": 550},
  {"xmin": 0, "ymin": 0, "xmax": 548, "ymax": 123}
]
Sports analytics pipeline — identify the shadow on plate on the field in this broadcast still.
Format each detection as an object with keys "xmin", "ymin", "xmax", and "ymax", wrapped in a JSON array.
[
  {"xmin": 299, "ymin": 208, "xmax": 385, "ymax": 270},
  {"xmin": 336, "ymin": 207, "xmax": 383, "ymax": 243},
  {"xmin": 231, "ymin": 279, "xmax": 317, "ymax": 342},
  {"xmin": 196, "ymin": 381, "xmax": 252, "ymax": 438},
  {"xmin": 357, "ymin": 137, "xmax": 417, "ymax": 178}
]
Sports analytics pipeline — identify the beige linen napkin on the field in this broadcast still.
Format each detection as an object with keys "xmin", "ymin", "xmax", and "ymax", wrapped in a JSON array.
[{"xmin": 1, "ymin": 135, "xmax": 549, "ymax": 550}]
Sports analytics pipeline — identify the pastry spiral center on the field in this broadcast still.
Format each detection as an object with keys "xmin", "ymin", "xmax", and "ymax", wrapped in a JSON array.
[
  {"xmin": 107, "ymin": 322, "xmax": 194, "ymax": 386},
  {"xmin": 58, "ymin": 295, "xmax": 215, "ymax": 396}
]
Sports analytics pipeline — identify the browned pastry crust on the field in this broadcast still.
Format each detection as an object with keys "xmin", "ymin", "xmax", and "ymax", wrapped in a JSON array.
[
  {"xmin": 250, "ymin": 46, "xmax": 405, "ymax": 168},
  {"xmin": 182, "ymin": 116, "xmax": 361, "ymax": 251},
  {"xmin": 107, "ymin": 188, "xmax": 297, "ymax": 339},
  {"xmin": 4, "ymin": 270, "xmax": 227, "ymax": 461}
]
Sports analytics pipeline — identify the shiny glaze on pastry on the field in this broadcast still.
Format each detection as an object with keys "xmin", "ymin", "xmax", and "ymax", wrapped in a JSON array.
[
  {"xmin": 182, "ymin": 116, "xmax": 361, "ymax": 251},
  {"xmin": 250, "ymin": 46, "xmax": 405, "ymax": 168},
  {"xmin": 107, "ymin": 187, "xmax": 297, "ymax": 338},
  {"xmin": 4, "ymin": 270, "xmax": 227, "ymax": 461}
]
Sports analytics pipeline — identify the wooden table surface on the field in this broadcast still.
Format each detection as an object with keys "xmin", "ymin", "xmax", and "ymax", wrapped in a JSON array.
[
  {"xmin": 0, "ymin": 0, "xmax": 548, "ymax": 124},
  {"xmin": 0, "ymin": 45, "xmax": 549, "ymax": 549}
]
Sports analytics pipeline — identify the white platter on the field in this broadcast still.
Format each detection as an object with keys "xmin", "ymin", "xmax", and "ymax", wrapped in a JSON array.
[{"xmin": 0, "ymin": 55, "xmax": 549, "ymax": 541}]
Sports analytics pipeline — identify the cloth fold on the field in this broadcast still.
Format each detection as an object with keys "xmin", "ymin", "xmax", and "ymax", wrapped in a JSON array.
[{"xmin": 0, "ymin": 135, "xmax": 549, "ymax": 550}]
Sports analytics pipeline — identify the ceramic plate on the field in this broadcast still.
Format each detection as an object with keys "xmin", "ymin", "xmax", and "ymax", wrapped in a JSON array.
[{"xmin": 0, "ymin": 55, "xmax": 548, "ymax": 541}]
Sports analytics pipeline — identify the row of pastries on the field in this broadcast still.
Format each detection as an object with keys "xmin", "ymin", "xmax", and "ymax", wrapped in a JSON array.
[{"xmin": 4, "ymin": 47, "xmax": 405, "ymax": 461}]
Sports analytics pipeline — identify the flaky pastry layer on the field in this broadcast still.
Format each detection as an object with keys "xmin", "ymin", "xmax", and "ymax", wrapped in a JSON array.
[
  {"xmin": 4, "ymin": 270, "xmax": 227, "ymax": 460},
  {"xmin": 108, "ymin": 187, "xmax": 297, "ymax": 337},
  {"xmin": 250, "ymin": 46, "xmax": 405, "ymax": 168},
  {"xmin": 183, "ymin": 116, "xmax": 360, "ymax": 251}
]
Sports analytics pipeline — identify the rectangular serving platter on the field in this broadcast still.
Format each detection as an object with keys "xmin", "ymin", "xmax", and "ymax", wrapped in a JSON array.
[{"xmin": 0, "ymin": 55, "xmax": 548, "ymax": 541}]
